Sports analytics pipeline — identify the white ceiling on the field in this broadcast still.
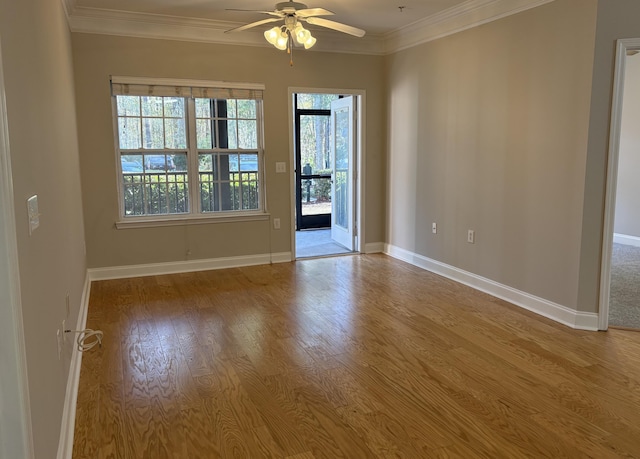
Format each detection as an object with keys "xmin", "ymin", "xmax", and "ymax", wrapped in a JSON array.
[
  {"xmin": 63, "ymin": 0, "xmax": 555, "ymax": 54},
  {"xmin": 72, "ymin": 0, "xmax": 467, "ymax": 35}
]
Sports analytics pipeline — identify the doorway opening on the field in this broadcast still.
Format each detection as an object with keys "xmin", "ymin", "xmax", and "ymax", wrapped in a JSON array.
[
  {"xmin": 289, "ymin": 89, "xmax": 364, "ymax": 259},
  {"xmin": 599, "ymin": 39, "xmax": 640, "ymax": 330}
]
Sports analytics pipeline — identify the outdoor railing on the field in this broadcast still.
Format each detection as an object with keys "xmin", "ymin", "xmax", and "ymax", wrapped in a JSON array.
[{"xmin": 122, "ymin": 170, "xmax": 258, "ymax": 215}]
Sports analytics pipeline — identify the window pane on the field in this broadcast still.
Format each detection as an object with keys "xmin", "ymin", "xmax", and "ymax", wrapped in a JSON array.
[
  {"xmin": 120, "ymin": 155, "xmax": 144, "ymax": 173},
  {"xmin": 142, "ymin": 118, "xmax": 164, "ymax": 149},
  {"xmin": 238, "ymin": 120, "xmax": 257, "ymax": 149},
  {"xmin": 164, "ymin": 118, "xmax": 186, "ymax": 149},
  {"xmin": 239, "ymin": 154, "xmax": 258, "ymax": 171},
  {"xmin": 226, "ymin": 120, "xmax": 238, "ymax": 149},
  {"xmin": 237, "ymin": 100, "xmax": 256, "ymax": 119},
  {"xmin": 141, "ymin": 96, "xmax": 163, "ymax": 117},
  {"xmin": 226, "ymin": 100, "xmax": 237, "ymax": 119},
  {"xmin": 164, "ymin": 98, "xmax": 184, "ymax": 118},
  {"xmin": 196, "ymin": 99, "xmax": 211, "ymax": 118},
  {"xmin": 198, "ymin": 154, "xmax": 217, "ymax": 177},
  {"xmin": 173, "ymin": 153, "xmax": 188, "ymax": 172},
  {"xmin": 197, "ymin": 119, "xmax": 212, "ymax": 149},
  {"xmin": 117, "ymin": 96, "xmax": 140, "ymax": 116},
  {"xmin": 144, "ymin": 154, "xmax": 174, "ymax": 171},
  {"xmin": 228, "ymin": 154, "xmax": 239, "ymax": 172},
  {"xmin": 118, "ymin": 117, "xmax": 141, "ymax": 149}
]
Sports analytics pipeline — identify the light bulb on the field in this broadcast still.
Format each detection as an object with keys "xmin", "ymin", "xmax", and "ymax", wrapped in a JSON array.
[
  {"xmin": 294, "ymin": 24, "xmax": 310, "ymax": 44},
  {"xmin": 303, "ymin": 35, "xmax": 317, "ymax": 49},
  {"xmin": 275, "ymin": 31, "xmax": 289, "ymax": 50},
  {"xmin": 264, "ymin": 27, "xmax": 280, "ymax": 45}
]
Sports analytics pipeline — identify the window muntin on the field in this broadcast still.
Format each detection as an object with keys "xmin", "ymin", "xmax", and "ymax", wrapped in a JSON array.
[{"xmin": 113, "ymin": 89, "xmax": 264, "ymax": 220}]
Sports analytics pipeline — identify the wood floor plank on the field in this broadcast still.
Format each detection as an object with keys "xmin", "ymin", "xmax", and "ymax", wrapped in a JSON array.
[{"xmin": 73, "ymin": 254, "xmax": 640, "ymax": 458}]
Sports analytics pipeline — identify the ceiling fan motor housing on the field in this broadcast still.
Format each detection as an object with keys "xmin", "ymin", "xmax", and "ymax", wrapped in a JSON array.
[{"xmin": 276, "ymin": 1, "xmax": 308, "ymax": 13}]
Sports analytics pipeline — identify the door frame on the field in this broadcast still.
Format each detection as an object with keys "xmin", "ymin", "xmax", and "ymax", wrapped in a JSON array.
[
  {"xmin": 287, "ymin": 87, "xmax": 366, "ymax": 259},
  {"xmin": 0, "ymin": 39, "xmax": 35, "ymax": 458},
  {"xmin": 598, "ymin": 38, "xmax": 640, "ymax": 330}
]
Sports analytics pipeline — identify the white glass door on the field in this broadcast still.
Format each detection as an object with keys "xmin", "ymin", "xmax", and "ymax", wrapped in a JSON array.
[{"xmin": 330, "ymin": 96, "xmax": 355, "ymax": 251}]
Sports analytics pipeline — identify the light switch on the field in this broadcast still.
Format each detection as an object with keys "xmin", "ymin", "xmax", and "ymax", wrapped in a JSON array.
[
  {"xmin": 275, "ymin": 162, "xmax": 287, "ymax": 173},
  {"xmin": 27, "ymin": 195, "xmax": 40, "ymax": 235}
]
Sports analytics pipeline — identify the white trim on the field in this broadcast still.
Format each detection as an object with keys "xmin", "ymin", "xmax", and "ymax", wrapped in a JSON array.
[
  {"xmin": 385, "ymin": 244, "xmax": 599, "ymax": 331},
  {"xmin": 65, "ymin": 1, "xmax": 552, "ymax": 55},
  {"xmin": 598, "ymin": 39, "xmax": 640, "ymax": 331},
  {"xmin": 270, "ymin": 251, "xmax": 293, "ymax": 263},
  {"xmin": 0, "ymin": 38, "xmax": 35, "ymax": 459},
  {"xmin": 115, "ymin": 212, "xmax": 270, "ymax": 229},
  {"xmin": 110, "ymin": 75, "xmax": 266, "ymax": 91},
  {"xmin": 56, "ymin": 275, "xmax": 91, "ymax": 459},
  {"xmin": 88, "ymin": 252, "xmax": 288, "ymax": 281},
  {"xmin": 384, "ymin": 0, "xmax": 555, "ymax": 54},
  {"xmin": 364, "ymin": 242, "xmax": 385, "ymax": 254},
  {"xmin": 287, "ymin": 88, "xmax": 366, "ymax": 260},
  {"xmin": 613, "ymin": 233, "xmax": 640, "ymax": 248}
]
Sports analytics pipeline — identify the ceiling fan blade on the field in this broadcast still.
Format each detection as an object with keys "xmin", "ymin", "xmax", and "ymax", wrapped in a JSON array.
[
  {"xmin": 225, "ymin": 9, "xmax": 283, "ymax": 17},
  {"xmin": 225, "ymin": 17, "xmax": 281, "ymax": 33},
  {"xmin": 295, "ymin": 8, "xmax": 334, "ymax": 18},
  {"xmin": 305, "ymin": 17, "xmax": 365, "ymax": 37}
]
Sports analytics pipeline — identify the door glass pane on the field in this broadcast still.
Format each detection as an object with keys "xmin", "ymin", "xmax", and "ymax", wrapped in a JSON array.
[
  {"xmin": 300, "ymin": 177, "xmax": 331, "ymax": 216},
  {"xmin": 300, "ymin": 115, "xmax": 331, "ymax": 173},
  {"xmin": 297, "ymin": 93, "xmax": 340, "ymax": 110},
  {"xmin": 334, "ymin": 107, "xmax": 349, "ymax": 229}
]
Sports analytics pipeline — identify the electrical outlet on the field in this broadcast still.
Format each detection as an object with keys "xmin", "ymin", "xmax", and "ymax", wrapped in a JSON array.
[
  {"xmin": 467, "ymin": 229, "xmax": 475, "ymax": 244},
  {"xmin": 432, "ymin": 222, "xmax": 437, "ymax": 234},
  {"xmin": 273, "ymin": 218, "xmax": 281, "ymax": 229}
]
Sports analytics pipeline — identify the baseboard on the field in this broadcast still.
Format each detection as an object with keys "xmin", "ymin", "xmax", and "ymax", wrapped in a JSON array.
[
  {"xmin": 88, "ymin": 252, "xmax": 293, "ymax": 281},
  {"xmin": 56, "ymin": 273, "xmax": 91, "ymax": 459},
  {"xmin": 270, "ymin": 252, "xmax": 293, "ymax": 263},
  {"xmin": 384, "ymin": 244, "xmax": 599, "ymax": 331},
  {"xmin": 613, "ymin": 233, "xmax": 640, "ymax": 248},
  {"xmin": 364, "ymin": 242, "xmax": 385, "ymax": 253}
]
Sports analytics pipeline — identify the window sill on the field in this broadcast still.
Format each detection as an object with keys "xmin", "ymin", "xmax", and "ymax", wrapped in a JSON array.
[{"xmin": 115, "ymin": 212, "xmax": 270, "ymax": 229}]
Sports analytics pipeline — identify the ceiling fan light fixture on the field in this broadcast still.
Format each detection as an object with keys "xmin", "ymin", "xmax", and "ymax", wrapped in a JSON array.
[
  {"xmin": 303, "ymin": 35, "xmax": 316, "ymax": 49},
  {"xmin": 294, "ymin": 23, "xmax": 311, "ymax": 44},
  {"xmin": 274, "ymin": 30, "xmax": 290, "ymax": 50},
  {"xmin": 264, "ymin": 26, "xmax": 280, "ymax": 45}
]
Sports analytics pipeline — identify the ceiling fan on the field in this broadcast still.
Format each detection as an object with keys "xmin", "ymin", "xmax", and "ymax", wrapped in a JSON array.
[{"xmin": 225, "ymin": 1, "xmax": 366, "ymax": 55}]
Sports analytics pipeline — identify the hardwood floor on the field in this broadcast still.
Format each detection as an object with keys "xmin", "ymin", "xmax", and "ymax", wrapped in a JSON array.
[{"xmin": 73, "ymin": 254, "xmax": 640, "ymax": 458}]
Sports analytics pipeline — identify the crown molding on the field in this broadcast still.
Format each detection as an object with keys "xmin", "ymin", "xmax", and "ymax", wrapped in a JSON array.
[
  {"xmin": 384, "ymin": 0, "xmax": 556, "ymax": 54},
  {"xmin": 67, "ymin": 6, "xmax": 385, "ymax": 54},
  {"xmin": 64, "ymin": 0, "xmax": 555, "ymax": 55}
]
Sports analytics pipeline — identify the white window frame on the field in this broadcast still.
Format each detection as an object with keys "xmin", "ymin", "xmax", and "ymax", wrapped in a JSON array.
[{"xmin": 110, "ymin": 77, "xmax": 268, "ymax": 229}]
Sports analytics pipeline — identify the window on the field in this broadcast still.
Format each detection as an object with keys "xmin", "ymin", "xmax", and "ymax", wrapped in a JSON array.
[{"xmin": 111, "ymin": 77, "xmax": 265, "ymax": 224}]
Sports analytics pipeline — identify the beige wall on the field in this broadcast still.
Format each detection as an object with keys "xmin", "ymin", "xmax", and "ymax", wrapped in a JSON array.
[
  {"xmin": 384, "ymin": 0, "xmax": 597, "ymax": 310},
  {"xmin": 578, "ymin": 0, "xmax": 640, "ymax": 313},
  {"xmin": 0, "ymin": 0, "xmax": 87, "ymax": 456},
  {"xmin": 614, "ymin": 53, "xmax": 640, "ymax": 238},
  {"xmin": 71, "ymin": 34, "xmax": 385, "ymax": 268}
]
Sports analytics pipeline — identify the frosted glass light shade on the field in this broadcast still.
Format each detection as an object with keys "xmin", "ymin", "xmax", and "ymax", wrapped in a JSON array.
[
  {"xmin": 303, "ymin": 35, "xmax": 317, "ymax": 49},
  {"xmin": 294, "ymin": 24, "xmax": 311, "ymax": 44},
  {"xmin": 264, "ymin": 27, "xmax": 280, "ymax": 45},
  {"xmin": 275, "ymin": 31, "xmax": 289, "ymax": 50}
]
